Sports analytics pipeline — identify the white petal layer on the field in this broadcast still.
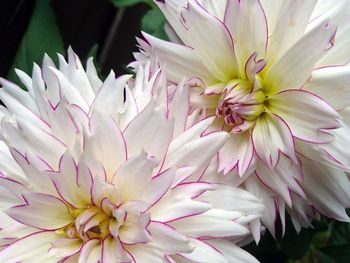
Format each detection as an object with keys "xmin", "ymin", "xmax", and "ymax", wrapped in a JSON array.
[
  {"xmin": 252, "ymin": 113, "xmax": 296, "ymax": 168},
  {"xmin": 301, "ymin": 157, "xmax": 350, "ymax": 221},
  {"xmin": 0, "ymin": 231, "xmax": 58, "ymax": 262},
  {"xmin": 264, "ymin": 21, "xmax": 336, "ymax": 93},
  {"xmin": 6, "ymin": 193, "xmax": 72, "ymax": 230}
]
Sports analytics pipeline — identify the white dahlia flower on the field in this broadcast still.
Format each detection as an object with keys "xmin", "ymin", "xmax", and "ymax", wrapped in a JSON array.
[
  {"xmin": 135, "ymin": 0, "xmax": 350, "ymax": 235},
  {"xmin": 0, "ymin": 49, "xmax": 263, "ymax": 262}
]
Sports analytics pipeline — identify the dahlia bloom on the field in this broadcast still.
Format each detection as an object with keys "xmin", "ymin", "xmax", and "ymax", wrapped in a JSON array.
[
  {"xmin": 0, "ymin": 50, "xmax": 263, "ymax": 262},
  {"xmin": 135, "ymin": 0, "xmax": 350, "ymax": 234}
]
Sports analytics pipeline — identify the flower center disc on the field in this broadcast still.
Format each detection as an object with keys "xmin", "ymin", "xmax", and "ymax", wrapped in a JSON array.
[{"xmin": 215, "ymin": 79, "xmax": 266, "ymax": 130}]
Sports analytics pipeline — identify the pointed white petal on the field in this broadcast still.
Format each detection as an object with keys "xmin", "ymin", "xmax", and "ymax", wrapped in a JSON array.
[
  {"xmin": 268, "ymin": 90, "xmax": 341, "ymax": 143},
  {"xmin": 304, "ymin": 66, "xmax": 350, "ymax": 110},
  {"xmin": 78, "ymin": 239, "xmax": 102, "ymax": 263},
  {"xmin": 267, "ymin": 0, "xmax": 318, "ymax": 62},
  {"xmin": 84, "ymin": 112, "xmax": 127, "ymax": 180},
  {"xmin": 302, "ymin": 157, "xmax": 350, "ymax": 221},
  {"xmin": 255, "ymin": 157, "xmax": 305, "ymax": 207},
  {"xmin": 182, "ymin": 1, "xmax": 238, "ymax": 82},
  {"xmin": 252, "ymin": 113, "xmax": 296, "ymax": 168},
  {"xmin": 123, "ymin": 100, "xmax": 174, "ymax": 162},
  {"xmin": 206, "ymin": 239, "xmax": 259, "ymax": 263},
  {"xmin": 149, "ymin": 182, "xmax": 213, "ymax": 222},
  {"xmin": 170, "ymin": 209, "xmax": 249, "ymax": 238},
  {"xmin": 48, "ymin": 153, "xmax": 91, "ymax": 207},
  {"xmin": 6, "ymin": 192, "xmax": 72, "ymax": 230},
  {"xmin": 102, "ymin": 237, "xmax": 131, "ymax": 263},
  {"xmin": 113, "ymin": 151, "xmax": 158, "ymax": 202},
  {"xmin": 264, "ymin": 21, "xmax": 337, "ymax": 94},
  {"xmin": 224, "ymin": 0, "xmax": 268, "ymax": 74},
  {"xmin": 0, "ymin": 231, "xmax": 58, "ymax": 262},
  {"xmin": 218, "ymin": 131, "xmax": 254, "ymax": 176},
  {"xmin": 142, "ymin": 33, "xmax": 215, "ymax": 83}
]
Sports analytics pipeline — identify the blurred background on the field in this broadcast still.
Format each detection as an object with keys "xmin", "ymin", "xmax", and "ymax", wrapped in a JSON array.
[
  {"xmin": 0, "ymin": 0, "xmax": 166, "ymax": 83},
  {"xmin": 0, "ymin": 0, "xmax": 350, "ymax": 262}
]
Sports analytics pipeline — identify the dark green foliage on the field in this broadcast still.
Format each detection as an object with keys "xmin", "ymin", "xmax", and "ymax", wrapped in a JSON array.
[
  {"xmin": 7, "ymin": 0, "xmax": 64, "ymax": 85},
  {"xmin": 142, "ymin": 8, "xmax": 168, "ymax": 40}
]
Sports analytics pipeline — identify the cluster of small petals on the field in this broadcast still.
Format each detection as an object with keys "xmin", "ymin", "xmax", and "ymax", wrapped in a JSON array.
[
  {"xmin": 0, "ymin": 49, "xmax": 263, "ymax": 262},
  {"xmin": 135, "ymin": 0, "xmax": 350, "ymax": 235}
]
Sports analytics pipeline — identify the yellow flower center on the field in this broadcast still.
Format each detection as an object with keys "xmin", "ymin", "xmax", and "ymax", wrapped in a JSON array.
[{"xmin": 56, "ymin": 204, "xmax": 124, "ymax": 242}]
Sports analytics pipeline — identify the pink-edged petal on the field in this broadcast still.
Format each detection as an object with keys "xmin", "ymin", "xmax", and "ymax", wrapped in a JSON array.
[
  {"xmin": 49, "ymin": 67, "xmax": 90, "ymax": 113},
  {"xmin": 78, "ymin": 239, "xmax": 102, "ymax": 263},
  {"xmin": 224, "ymin": 0, "xmax": 268, "ymax": 74},
  {"xmin": 1, "ymin": 117, "xmax": 65, "ymax": 169},
  {"xmin": 49, "ymin": 238, "xmax": 82, "ymax": 258},
  {"xmin": 206, "ymin": 239, "xmax": 259, "ymax": 263},
  {"xmin": 175, "ymin": 238, "xmax": 227, "ymax": 262},
  {"xmin": 255, "ymin": 157, "xmax": 305, "ymax": 207},
  {"xmin": 301, "ymin": 156, "xmax": 350, "ymax": 222},
  {"xmin": 0, "ymin": 142, "xmax": 27, "ymax": 184},
  {"xmin": 169, "ymin": 80, "xmax": 190, "ymax": 137},
  {"xmin": 10, "ymin": 148, "xmax": 56, "ymax": 194},
  {"xmin": 198, "ymin": 185, "xmax": 264, "ymax": 215},
  {"xmin": 123, "ymin": 100, "xmax": 174, "ymax": 162},
  {"xmin": 320, "ymin": 123, "xmax": 350, "ymax": 171},
  {"xmin": 182, "ymin": 1, "xmax": 239, "ymax": 82},
  {"xmin": 6, "ymin": 192, "xmax": 72, "ymax": 230},
  {"xmin": 86, "ymin": 57, "xmax": 103, "ymax": 94},
  {"xmin": 48, "ymin": 152, "xmax": 91, "ymax": 207},
  {"xmin": 0, "ymin": 79, "xmax": 48, "ymax": 130},
  {"xmin": 218, "ymin": 131, "xmax": 254, "ymax": 175},
  {"xmin": 125, "ymin": 222, "xmax": 191, "ymax": 260},
  {"xmin": 312, "ymin": 1, "xmax": 350, "ymax": 67},
  {"xmin": 264, "ymin": 21, "xmax": 337, "ymax": 94},
  {"xmin": 0, "ymin": 231, "xmax": 58, "ymax": 262},
  {"xmin": 149, "ymin": 182, "xmax": 214, "ymax": 222},
  {"xmin": 244, "ymin": 176, "xmax": 278, "ymax": 238},
  {"xmin": 0, "ymin": 177, "xmax": 29, "ymax": 209},
  {"xmin": 168, "ymin": 116, "xmax": 215, "ymax": 151},
  {"xmin": 83, "ymin": 112, "xmax": 127, "ymax": 181},
  {"xmin": 304, "ymin": 66, "xmax": 350, "ymax": 111},
  {"xmin": 170, "ymin": 209, "xmax": 249, "ymax": 238},
  {"xmin": 165, "ymin": 131, "xmax": 228, "ymax": 174},
  {"xmin": 118, "ymin": 201, "xmax": 152, "ymax": 245},
  {"xmin": 91, "ymin": 176, "xmax": 120, "ymax": 207},
  {"xmin": 147, "ymin": 222, "xmax": 191, "ymax": 253},
  {"xmin": 266, "ymin": 0, "xmax": 318, "ymax": 62},
  {"xmin": 102, "ymin": 237, "xmax": 131, "ymax": 263},
  {"xmin": 154, "ymin": 0, "xmax": 188, "ymax": 43},
  {"xmin": 268, "ymin": 89, "xmax": 341, "ymax": 144},
  {"xmin": 140, "ymin": 167, "xmax": 176, "ymax": 207},
  {"xmin": 64, "ymin": 47, "xmax": 96, "ymax": 105},
  {"xmin": 202, "ymin": 0, "xmax": 228, "ymax": 19},
  {"xmin": 199, "ymin": 158, "xmax": 253, "ymax": 187},
  {"xmin": 252, "ymin": 113, "xmax": 297, "ymax": 168},
  {"xmin": 287, "ymin": 193, "xmax": 315, "ymax": 233},
  {"xmin": 92, "ymin": 73, "xmax": 131, "ymax": 118},
  {"xmin": 113, "ymin": 150, "xmax": 158, "ymax": 202},
  {"xmin": 141, "ymin": 33, "xmax": 215, "ymax": 83},
  {"xmin": 118, "ymin": 86, "xmax": 139, "ymax": 130}
]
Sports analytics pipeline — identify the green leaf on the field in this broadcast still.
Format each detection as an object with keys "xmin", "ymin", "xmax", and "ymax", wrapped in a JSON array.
[
  {"xmin": 7, "ymin": 0, "xmax": 64, "ymax": 85},
  {"xmin": 279, "ymin": 228, "xmax": 315, "ymax": 260},
  {"xmin": 111, "ymin": 0, "xmax": 155, "ymax": 7},
  {"xmin": 318, "ymin": 252, "xmax": 338, "ymax": 263},
  {"xmin": 141, "ymin": 8, "xmax": 168, "ymax": 40},
  {"xmin": 319, "ymin": 244, "xmax": 350, "ymax": 263},
  {"xmin": 329, "ymin": 222, "xmax": 350, "ymax": 246}
]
